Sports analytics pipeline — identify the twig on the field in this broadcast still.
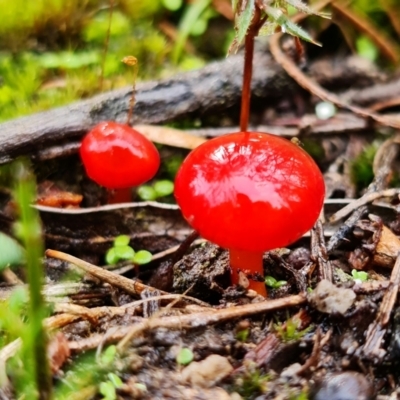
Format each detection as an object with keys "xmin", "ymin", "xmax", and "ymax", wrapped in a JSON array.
[
  {"xmin": 332, "ymin": 1, "xmax": 399, "ymax": 64},
  {"xmin": 35, "ymin": 200, "xmax": 179, "ymax": 214},
  {"xmin": 329, "ymin": 189, "xmax": 400, "ymax": 223},
  {"xmin": 45, "ymin": 249, "xmax": 166, "ymax": 297},
  {"xmin": 311, "ymin": 220, "xmax": 333, "ymax": 282},
  {"xmin": 327, "ymin": 137, "xmax": 400, "ymax": 252},
  {"xmin": 358, "ymin": 252, "xmax": 400, "ymax": 362},
  {"xmin": 297, "ymin": 328, "xmax": 332, "ymax": 376},
  {"xmin": 65, "ymin": 294, "xmax": 306, "ymax": 352}
]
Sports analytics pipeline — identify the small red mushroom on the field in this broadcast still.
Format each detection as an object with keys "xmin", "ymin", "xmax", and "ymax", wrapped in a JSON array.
[
  {"xmin": 174, "ymin": 132, "xmax": 325, "ymax": 297},
  {"xmin": 80, "ymin": 121, "xmax": 160, "ymax": 203}
]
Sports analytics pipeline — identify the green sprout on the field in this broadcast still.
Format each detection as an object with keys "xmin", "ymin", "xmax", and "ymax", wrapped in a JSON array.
[
  {"xmin": 265, "ymin": 275, "xmax": 287, "ymax": 289},
  {"xmin": 274, "ymin": 316, "xmax": 311, "ymax": 343},
  {"xmin": 234, "ymin": 365, "xmax": 270, "ymax": 398},
  {"xmin": 176, "ymin": 348, "xmax": 194, "ymax": 366},
  {"xmin": 137, "ymin": 179, "xmax": 174, "ymax": 201},
  {"xmin": 351, "ymin": 269, "xmax": 368, "ymax": 282},
  {"xmin": 105, "ymin": 235, "xmax": 152, "ymax": 265},
  {"xmin": 236, "ymin": 328, "xmax": 250, "ymax": 342},
  {"xmin": 99, "ymin": 373, "xmax": 123, "ymax": 400}
]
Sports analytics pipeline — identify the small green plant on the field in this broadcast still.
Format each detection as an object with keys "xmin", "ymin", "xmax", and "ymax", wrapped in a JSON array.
[
  {"xmin": 137, "ymin": 179, "xmax": 174, "ymax": 201},
  {"xmin": 274, "ymin": 315, "xmax": 311, "ymax": 343},
  {"xmin": 105, "ymin": 235, "xmax": 152, "ymax": 265},
  {"xmin": 176, "ymin": 348, "xmax": 194, "ymax": 366},
  {"xmin": 265, "ymin": 275, "xmax": 287, "ymax": 289},
  {"xmin": 236, "ymin": 325, "xmax": 250, "ymax": 342},
  {"xmin": 11, "ymin": 160, "xmax": 52, "ymax": 399},
  {"xmin": 55, "ymin": 345, "xmax": 122, "ymax": 399},
  {"xmin": 99, "ymin": 373, "xmax": 123, "ymax": 400},
  {"xmin": 289, "ymin": 389, "xmax": 309, "ymax": 400},
  {"xmin": 234, "ymin": 364, "xmax": 270, "ymax": 398},
  {"xmin": 351, "ymin": 269, "xmax": 368, "ymax": 282}
]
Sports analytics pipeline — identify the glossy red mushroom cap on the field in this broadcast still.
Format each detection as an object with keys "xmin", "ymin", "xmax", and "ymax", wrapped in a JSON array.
[
  {"xmin": 174, "ymin": 132, "xmax": 325, "ymax": 252},
  {"xmin": 80, "ymin": 121, "xmax": 160, "ymax": 189}
]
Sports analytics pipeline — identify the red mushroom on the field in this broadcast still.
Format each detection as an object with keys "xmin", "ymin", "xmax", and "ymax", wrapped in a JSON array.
[
  {"xmin": 174, "ymin": 132, "xmax": 325, "ymax": 297},
  {"xmin": 80, "ymin": 121, "xmax": 160, "ymax": 203}
]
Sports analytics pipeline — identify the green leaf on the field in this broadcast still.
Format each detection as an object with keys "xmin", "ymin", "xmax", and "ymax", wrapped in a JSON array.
[
  {"xmin": 229, "ymin": 0, "xmax": 256, "ymax": 53},
  {"xmin": 356, "ymin": 35, "xmax": 378, "ymax": 62},
  {"xmin": 265, "ymin": 276, "xmax": 277, "ymax": 287},
  {"xmin": 114, "ymin": 245, "xmax": 135, "ymax": 261},
  {"xmin": 284, "ymin": 0, "xmax": 330, "ymax": 18},
  {"xmin": 176, "ymin": 348, "xmax": 194, "ymax": 365},
  {"xmin": 133, "ymin": 250, "xmax": 152, "ymax": 265},
  {"xmin": 100, "ymin": 346, "xmax": 117, "ymax": 366},
  {"xmin": 113, "ymin": 235, "xmax": 130, "ymax": 247},
  {"xmin": 264, "ymin": 6, "xmax": 321, "ymax": 46},
  {"xmin": 105, "ymin": 248, "xmax": 119, "ymax": 265},
  {"xmin": 351, "ymin": 269, "xmax": 368, "ymax": 282},
  {"xmin": 162, "ymin": 0, "xmax": 183, "ymax": 11},
  {"xmin": 137, "ymin": 185, "xmax": 158, "ymax": 201},
  {"xmin": 107, "ymin": 373, "xmax": 123, "ymax": 389},
  {"xmin": 153, "ymin": 180, "xmax": 174, "ymax": 197},
  {"xmin": 99, "ymin": 381, "xmax": 116, "ymax": 400},
  {"xmin": 0, "ymin": 232, "xmax": 25, "ymax": 271}
]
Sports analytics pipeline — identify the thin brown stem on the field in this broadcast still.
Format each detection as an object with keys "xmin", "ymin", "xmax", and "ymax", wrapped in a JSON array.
[{"xmin": 122, "ymin": 56, "xmax": 138, "ymax": 126}]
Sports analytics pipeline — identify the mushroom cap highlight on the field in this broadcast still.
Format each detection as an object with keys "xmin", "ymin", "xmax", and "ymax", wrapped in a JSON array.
[
  {"xmin": 174, "ymin": 132, "xmax": 325, "ymax": 252},
  {"xmin": 80, "ymin": 121, "xmax": 160, "ymax": 189}
]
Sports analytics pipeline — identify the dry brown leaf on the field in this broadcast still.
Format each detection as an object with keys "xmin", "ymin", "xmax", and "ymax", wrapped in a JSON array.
[{"xmin": 134, "ymin": 124, "xmax": 207, "ymax": 150}]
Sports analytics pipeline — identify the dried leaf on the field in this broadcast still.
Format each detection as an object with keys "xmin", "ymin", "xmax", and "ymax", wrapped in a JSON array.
[{"xmin": 133, "ymin": 125, "xmax": 207, "ymax": 149}]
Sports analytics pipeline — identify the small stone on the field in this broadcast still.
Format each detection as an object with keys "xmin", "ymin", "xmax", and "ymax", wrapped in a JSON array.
[
  {"xmin": 308, "ymin": 279, "xmax": 356, "ymax": 315},
  {"xmin": 315, "ymin": 101, "xmax": 336, "ymax": 120},
  {"xmin": 181, "ymin": 354, "xmax": 233, "ymax": 388},
  {"xmin": 310, "ymin": 371, "xmax": 376, "ymax": 400}
]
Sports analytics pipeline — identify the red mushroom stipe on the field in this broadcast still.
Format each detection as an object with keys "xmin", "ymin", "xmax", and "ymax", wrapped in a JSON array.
[
  {"xmin": 174, "ymin": 132, "xmax": 325, "ymax": 297},
  {"xmin": 80, "ymin": 121, "xmax": 160, "ymax": 203}
]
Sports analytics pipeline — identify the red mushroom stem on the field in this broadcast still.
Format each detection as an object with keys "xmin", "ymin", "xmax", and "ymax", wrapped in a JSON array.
[
  {"xmin": 230, "ymin": 249, "xmax": 267, "ymax": 297},
  {"xmin": 108, "ymin": 187, "xmax": 132, "ymax": 204},
  {"xmin": 240, "ymin": 6, "xmax": 261, "ymax": 133}
]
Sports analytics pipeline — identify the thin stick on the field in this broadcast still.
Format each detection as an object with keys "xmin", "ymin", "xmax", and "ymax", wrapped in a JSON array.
[
  {"xmin": 122, "ymin": 56, "xmax": 138, "ymax": 126},
  {"xmin": 65, "ymin": 293, "xmax": 306, "ymax": 352},
  {"xmin": 358, "ymin": 252, "xmax": 400, "ymax": 361},
  {"xmin": 330, "ymin": 188, "xmax": 400, "ymax": 223},
  {"xmin": 45, "ymin": 249, "xmax": 165, "ymax": 297}
]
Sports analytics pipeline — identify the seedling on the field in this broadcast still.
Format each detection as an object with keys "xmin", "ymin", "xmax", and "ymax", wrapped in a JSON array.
[
  {"xmin": 99, "ymin": 373, "xmax": 123, "ymax": 400},
  {"xmin": 137, "ymin": 179, "xmax": 174, "ymax": 201},
  {"xmin": 351, "ymin": 269, "xmax": 368, "ymax": 282},
  {"xmin": 235, "ymin": 364, "xmax": 270, "ymax": 398},
  {"xmin": 105, "ymin": 235, "xmax": 152, "ymax": 265},
  {"xmin": 176, "ymin": 348, "xmax": 194, "ymax": 366},
  {"xmin": 274, "ymin": 316, "xmax": 311, "ymax": 343},
  {"xmin": 265, "ymin": 276, "xmax": 287, "ymax": 289}
]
